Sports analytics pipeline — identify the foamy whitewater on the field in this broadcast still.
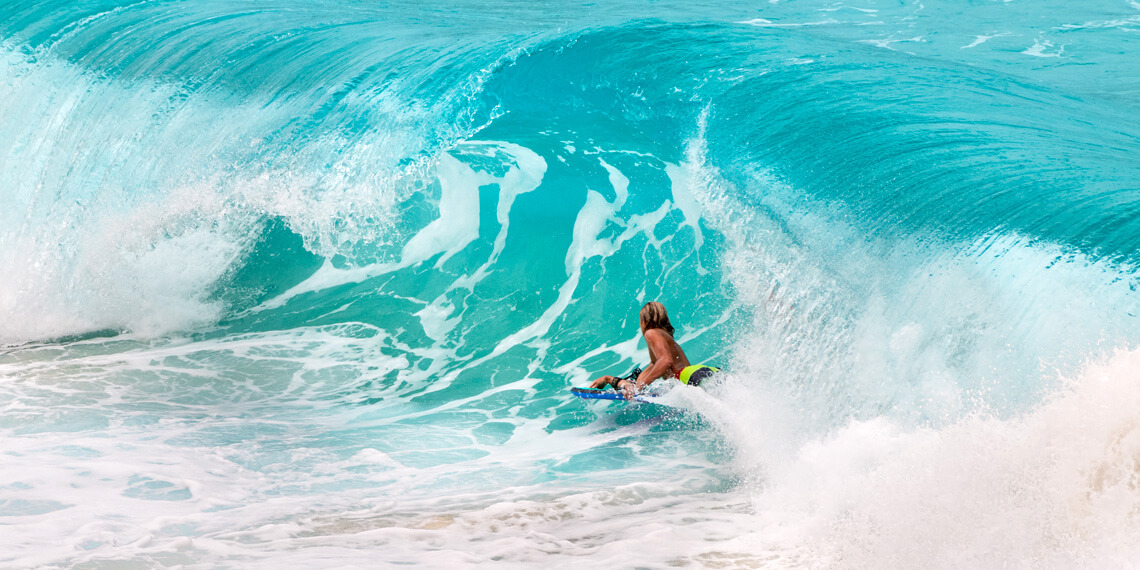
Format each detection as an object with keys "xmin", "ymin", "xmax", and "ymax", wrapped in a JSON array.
[{"xmin": 2, "ymin": 1, "xmax": 1140, "ymax": 568}]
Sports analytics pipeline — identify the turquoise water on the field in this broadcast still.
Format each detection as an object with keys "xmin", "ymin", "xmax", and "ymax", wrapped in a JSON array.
[{"xmin": 2, "ymin": 1, "xmax": 1140, "ymax": 567}]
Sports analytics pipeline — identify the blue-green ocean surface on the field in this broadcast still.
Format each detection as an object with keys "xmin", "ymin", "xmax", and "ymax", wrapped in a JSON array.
[{"xmin": 2, "ymin": 1, "xmax": 1140, "ymax": 567}]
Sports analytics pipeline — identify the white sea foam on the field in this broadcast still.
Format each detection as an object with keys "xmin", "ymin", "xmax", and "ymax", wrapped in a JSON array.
[
  {"xmin": 739, "ymin": 17, "xmax": 841, "ymax": 28},
  {"xmin": 417, "ymin": 142, "xmax": 548, "ymax": 342},
  {"xmin": 857, "ymin": 35, "xmax": 926, "ymax": 51},
  {"xmin": 255, "ymin": 141, "xmax": 546, "ymax": 316},
  {"xmin": 0, "ymin": 46, "xmax": 420, "ymax": 344},
  {"xmin": 8, "ymin": 346, "xmax": 1137, "ymax": 568},
  {"xmin": 961, "ymin": 32, "xmax": 1011, "ymax": 49},
  {"xmin": 0, "ymin": 183, "xmax": 248, "ymax": 343},
  {"xmin": 1023, "ymin": 38, "xmax": 1066, "ymax": 58},
  {"xmin": 739, "ymin": 347, "xmax": 1140, "ymax": 568}
]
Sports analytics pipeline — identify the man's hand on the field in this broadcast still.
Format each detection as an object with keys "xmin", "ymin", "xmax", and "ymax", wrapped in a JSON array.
[
  {"xmin": 621, "ymin": 383, "xmax": 635, "ymax": 399},
  {"xmin": 589, "ymin": 375, "xmax": 615, "ymax": 389}
]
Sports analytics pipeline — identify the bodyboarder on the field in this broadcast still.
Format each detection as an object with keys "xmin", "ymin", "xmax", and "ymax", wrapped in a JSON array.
[{"xmin": 588, "ymin": 301, "xmax": 718, "ymax": 399}]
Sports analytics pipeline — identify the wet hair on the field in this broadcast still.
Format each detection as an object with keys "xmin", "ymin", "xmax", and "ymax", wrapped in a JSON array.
[{"xmin": 639, "ymin": 301, "xmax": 675, "ymax": 336}]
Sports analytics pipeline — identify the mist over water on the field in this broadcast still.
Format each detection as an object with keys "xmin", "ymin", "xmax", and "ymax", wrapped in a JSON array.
[{"xmin": 2, "ymin": 1, "xmax": 1140, "ymax": 567}]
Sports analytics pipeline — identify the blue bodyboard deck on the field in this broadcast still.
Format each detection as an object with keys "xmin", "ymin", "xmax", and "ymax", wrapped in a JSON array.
[{"xmin": 570, "ymin": 387, "xmax": 661, "ymax": 405}]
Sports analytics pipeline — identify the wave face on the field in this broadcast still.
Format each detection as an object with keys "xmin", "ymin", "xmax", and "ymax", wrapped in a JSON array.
[{"xmin": 2, "ymin": 1, "xmax": 1140, "ymax": 567}]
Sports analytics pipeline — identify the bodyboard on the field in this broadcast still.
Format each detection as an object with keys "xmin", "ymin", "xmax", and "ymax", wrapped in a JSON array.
[{"xmin": 570, "ymin": 387, "xmax": 662, "ymax": 405}]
